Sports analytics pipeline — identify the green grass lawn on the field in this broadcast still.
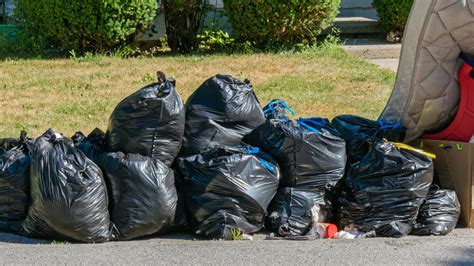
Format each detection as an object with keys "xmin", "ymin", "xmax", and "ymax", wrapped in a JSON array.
[{"xmin": 0, "ymin": 46, "xmax": 395, "ymax": 138}]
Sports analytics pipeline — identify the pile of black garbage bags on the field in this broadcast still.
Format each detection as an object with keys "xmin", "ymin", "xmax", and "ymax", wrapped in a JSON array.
[{"xmin": 0, "ymin": 71, "xmax": 461, "ymax": 243}]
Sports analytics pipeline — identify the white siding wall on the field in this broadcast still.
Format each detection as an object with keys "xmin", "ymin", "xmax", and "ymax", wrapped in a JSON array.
[
  {"xmin": 209, "ymin": 0, "xmax": 224, "ymax": 8},
  {"xmin": 4, "ymin": 0, "xmax": 15, "ymax": 17}
]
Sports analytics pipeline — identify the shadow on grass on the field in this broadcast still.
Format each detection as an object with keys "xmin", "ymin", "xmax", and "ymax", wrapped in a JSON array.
[
  {"xmin": 0, "ymin": 41, "xmax": 335, "ymax": 62},
  {"xmin": 0, "ymin": 50, "xmax": 68, "ymax": 61},
  {"xmin": 0, "ymin": 49, "xmax": 236, "ymax": 62}
]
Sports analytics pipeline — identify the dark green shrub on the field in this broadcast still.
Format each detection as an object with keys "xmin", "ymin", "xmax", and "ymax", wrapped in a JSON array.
[
  {"xmin": 373, "ymin": 0, "xmax": 414, "ymax": 33},
  {"xmin": 0, "ymin": 24, "xmax": 54, "ymax": 59},
  {"xmin": 222, "ymin": 0, "xmax": 340, "ymax": 48},
  {"xmin": 15, "ymin": 0, "xmax": 157, "ymax": 52},
  {"xmin": 162, "ymin": 0, "xmax": 208, "ymax": 53}
]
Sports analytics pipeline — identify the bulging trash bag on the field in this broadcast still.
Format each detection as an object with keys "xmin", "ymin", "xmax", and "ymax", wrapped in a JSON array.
[
  {"xmin": 266, "ymin": 187, "xmax": 331, "ymax": 237},
  {"xmin": 98, "ymin": 152, "xmax": 179, "ymax": 240},
  {"xmin": 169, "ymin": 167, "xmax": 189, "ymax": 229},
  {"xmin": 181, "ymin": 74, "xmax": 265, "ymax": 156},
  {"xmin": 411, "ymin": 185, "xmax": 460, "ymax": 236},
  {"xmin": 262, "ymin": 99, "xmax": 295, "ymax": 120},
  {"xmin": 338, "ymin": 141, "xmax": 433, "ymax": 238},
  {"xmin": 246, "ymin": 100, "xmax": 346, "ymax": 237},
  {"xmin": 244, "ymin": 114, "xmax": 346, "ymax": 189},
  {"xmin": 332, "ymin": 115, "xmax": 405, "ymax": 165},
  {"xmin": 0, "ymin": 136, "xmax": 23, "ymax": 154},
  {"xmin": 0, "ymin": 131, "xmax": 32, "ymax": 233},
  {"xmin": 0, "ymin": 131, "xmax": 32, "ymax": 157},
  {"xmin": 72, "ymin": 128, "xmax": 106, "ymax": 163},
  {"xmin": 105, "ymin": 71, "xmax": 185, "ymax": 166},
  {"xmin": 23, "ymin": 129, "xmax": 113, "ymax": 243},
  {"xmin": 178, "ymin": 145, "xmax": 279, "ymax": 239}
]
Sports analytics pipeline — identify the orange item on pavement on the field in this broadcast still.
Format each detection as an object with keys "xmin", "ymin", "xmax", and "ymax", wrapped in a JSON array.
[{"xmin": 320, "ymin": 223, "xmax": 338, "ymax": 239}]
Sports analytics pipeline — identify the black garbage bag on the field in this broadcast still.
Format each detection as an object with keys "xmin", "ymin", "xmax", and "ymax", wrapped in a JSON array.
[
  {"xmin": 98, "ymin": 152, "xmax": 180, "ymax": 240},
  {"xmin": 23, "ymin": 129, "xmax": 113, "ymax": 243},
  {"xmin": 0, "ymin": 131, "xmax": 32, "ymax": 157},
  {"xmin": 178, "ymin": 145, "xmax": 279, "ymax": 239},
  {"xmin": 338, "ymin": 141, "xmax": 433, "ymax": 238},
  {"xmin": 105, "ymin": 71, "xmax": 185, "ymax": 166},
  {"xmin": 244, "ymin": 116, "xmax": 346, "ymax": 189},
  {"xmin": 332, "ymin": 115, "xmax": 405, "ymax": 165},
  {"xmin": 170, "ymin": 166, "xmax": 189, "ymax": 229},
  {"xmin": 72, "ymin": 128, "xmax": 106, "ymax": 163},
  {"xmin": 181, "ymin": 74, "xmax": 265, "ymax": 156},
  {"xmin": 0, "ymin": 131, "xmax": 32, "ymax": 233},
  {"xmin": 262, "ymin": 99, "xmax": 295, "ymax": 120},
  {"xmin": 411, "ymin": 185, "xmax": 460, "ymax": 236},
  {"xmin": 266, "ymin": 187, "xmax": 332, "ymax": 237},
  {"xmin": 0, "ymin": 137, "xmax": 23, "ymax": 154}
]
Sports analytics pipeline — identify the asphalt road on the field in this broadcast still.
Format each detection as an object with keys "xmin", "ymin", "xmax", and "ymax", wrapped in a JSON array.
[{"xmin": 1, "ymin": 229, "xmax": 473, "ymax": 265}]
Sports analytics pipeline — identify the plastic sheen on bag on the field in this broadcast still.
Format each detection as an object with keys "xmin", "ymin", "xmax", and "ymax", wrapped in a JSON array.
[
  {"xmin": 0, "ymin": 131, "xmax": 32, "ymax": 233},
  {"xmin": 23, "ymin": 129, "xmax": 113, "ymax": 243},
  {"xmin": 266, "ymin": 187, "xmax": 329, "ymax": 237},
  {"xmin": 262, "ymin": 99, "xmax": 295, "ymax": 120},
  {"xmin": 338, "ymin": 141, "xmax": 433, "ymax": 238},
  {"xmin": 178, "ymin": 145, "xmax": 279, "ymax": 239},
  {"xmin": 411, "ymin": 185, "xmax": 460, "ymax": 236},
  {"xmin": 245, "ymin": 113, "xmax": 346, "ymax": 189},
  {"xmin": 332, "ymin": 115, "xmax": 406, "ymax": 165},
  {"xmin": 98, "ymin": 152, "xmax": 179, "ymax": 240},
  {"xmin": 0, "ymin": 131, "xmax": 29, "ymax": 154},
  {"xmin": 105, "ymin": 71, "xmax": 185, "ymax": 166},
  {"xmin": 72, "ymin": 128, "xmax": 106, "ymax": 163},
  {"xmin": 181, "ymin": 74, "xmax": 265, "ymax": 156},
  {"xmin": 245, "ymin": 100, "xmax": 346, "ymax": 237}
]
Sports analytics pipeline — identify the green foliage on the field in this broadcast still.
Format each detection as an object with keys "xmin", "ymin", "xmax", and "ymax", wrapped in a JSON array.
[
  {"xmin": 51, "ymin": 240, "xmax": 70, "ymax": 245},
  {"xmin": 69, "ymin": 50, "xmax": 102, "ymax": 63},
  {"xmin": 317, "ymin": 28, "xmax": 341, "ymax": 50},
  {"xmin": 0, "ymin": 25, "xmax": 54, "ymax": 59},
  {"xmin": 373, "ymin": 0, "xmax": 414, "ymax": 33},
  {"xmin": 162, "ymin": 0, "xmax": 208, "ymax": 53},
  {"xmin": 198, "ymin": 30, "xmax": 235, "ymax": 52},
  {"xmin": 222, "ymin": 0, "xmax": 341, "ymax": 49},
  {"xmin": 196, "ymin": 30, "xmax": 254, "ymax": 53},
  {"xmin": 15, "ymin": 0, "xmax": 158, "ymax": 53},
  {"xmin": 0, "ymin": 25, "xmax": 17, "ymax": 54},
  {"xmin": 230, "ymin": 228, "xmax": 243, "ymax": 240}
]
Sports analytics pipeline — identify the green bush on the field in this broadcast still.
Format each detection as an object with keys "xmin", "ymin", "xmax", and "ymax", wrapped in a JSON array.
[
  {"xmin": 373, "ymin": 0, "xmax": 414, "ymax": 33},
  {"xmin": 198, "ymin": 30, "xmax": 235, "ymax": 52},
  {"xmin": 162, "ymin": 0, "xmax": 208, "ymax": 53},
  {"xmin": 222, "ymin": 0, "xmax": 340, "ymax": 48},
  {"xmin": 0, "ymin": 25, "xmax": 53, "ymax": 59},
  {"xmin": 15, "ymin": 0, "xmax": 158, "ymax": 52}
]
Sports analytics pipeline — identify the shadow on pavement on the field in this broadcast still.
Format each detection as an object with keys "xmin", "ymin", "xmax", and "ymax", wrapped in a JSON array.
[
  {"xmin": 0, "ymin": 232, "xmax": 49, "ymax": 244},
  {"xmin": 0, "ymin": 231, "xmax": 198, "ymax": 244},
  {"xmin": 445, "ymin": 247, "xmax": 474, "ymax": 266}
]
